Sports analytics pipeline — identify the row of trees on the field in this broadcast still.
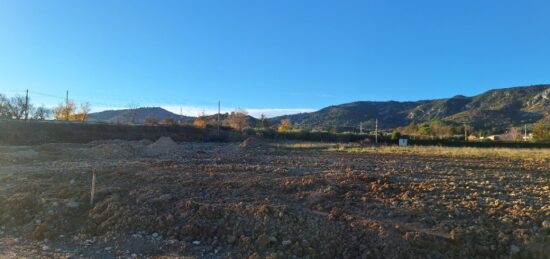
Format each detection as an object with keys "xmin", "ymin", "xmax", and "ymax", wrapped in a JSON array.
[
  {"xmin": 0, "ymin": 93, "xmax": 90, "ymax": 121},
  {"xmin": 0, "ymin": 94, "xmax": 51, "ymax": 120},
  {"xmin": 54, "ymin": 100, "xmax": 90, "ymax": 121},
  {"xmin": 397, "ymin": 121, "xmax": 463, "ymax": 139},
  {"xmin": 396, "ymin": 119, "xmax": 550, "ymax": 142},
  {"xmin": 191, "ymin": 109, "xmax": 294, "ymax": 133},
  {"xmin": 532, "ymin": 121, "xmax": 550, "ymax": 141}
]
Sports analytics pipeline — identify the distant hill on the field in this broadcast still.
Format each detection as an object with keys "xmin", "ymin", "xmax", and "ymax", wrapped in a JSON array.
[
  {"xmin": 88, "ymin": 107, "xmax": 194, "ymax": 124},
  {"xmin": 270, "ymin": 85, "xmax": 550, "ymax": 131},
  {"xmin": 88, "ymin": 107, "xmax": 258, "ymax": 126}
]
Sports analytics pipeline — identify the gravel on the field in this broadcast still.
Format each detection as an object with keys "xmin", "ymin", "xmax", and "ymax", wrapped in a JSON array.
[{"xmin": 0, "ymin": 140, "xmax": 548, "ymax": 258}]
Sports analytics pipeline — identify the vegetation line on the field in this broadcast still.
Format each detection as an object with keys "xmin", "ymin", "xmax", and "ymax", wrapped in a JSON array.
[{"xmin": 329, "ymin": 146, "xmax": 550, "ymax": 162}]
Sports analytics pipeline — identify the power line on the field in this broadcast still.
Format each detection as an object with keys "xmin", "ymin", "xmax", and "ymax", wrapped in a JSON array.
[
  {"xmin": 28, "ymin": 90, "xmax": 65, "ymax": 100},
  {"xmin": 0, "ymin": 89, "xmax": 27, "ymax": 94},
  {"xmin": 217, "ymin": 100, "xmax": 221, "ymax": 137},
  {"xmin": 375, "ymin": 118, "xmax": 378, "ymax": 144}
]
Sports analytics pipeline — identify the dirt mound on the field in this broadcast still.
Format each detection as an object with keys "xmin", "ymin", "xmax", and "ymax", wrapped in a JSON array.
[
  {"xmin": 144, "ymin": 137, "xmax": 181, "ymax": 156},
  {"xmin": 239, "ymin": 137, "xmax": 267, "ymax": 149}
]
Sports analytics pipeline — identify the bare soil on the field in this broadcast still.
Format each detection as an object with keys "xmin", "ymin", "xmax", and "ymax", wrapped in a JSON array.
[{"xmin": 0, "ymin": 139, "xmax": 548, "ymax": 258}]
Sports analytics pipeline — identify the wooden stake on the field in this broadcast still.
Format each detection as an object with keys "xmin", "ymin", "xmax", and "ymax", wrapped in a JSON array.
[{"xmin": 90, "ymin": 169, "xmax": 96, "ymax": 206}]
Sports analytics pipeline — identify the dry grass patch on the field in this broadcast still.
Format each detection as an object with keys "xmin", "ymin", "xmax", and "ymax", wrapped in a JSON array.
[{"xmin": 330, "ymin": 145, "xmax": 550, "ymax": 162}]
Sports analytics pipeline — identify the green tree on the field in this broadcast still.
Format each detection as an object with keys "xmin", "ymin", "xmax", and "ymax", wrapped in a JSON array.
[
  {"xmin": 532, "ymin": 122, "xmax": 550, "ymax": 142},
  {"xmin": 391, "ymin": 131, "xmax": 401, "ymax": 140},
  {"xmin": 418, "ymin": 123, "xmax": 430, "ymax": 135},
  {"xmin": 255, "ymin": 114, "xmax": 269, "ymax": 130},
  {"xmin": 478, "ymin": 129, "xmax": 487, "ymax": 137}
]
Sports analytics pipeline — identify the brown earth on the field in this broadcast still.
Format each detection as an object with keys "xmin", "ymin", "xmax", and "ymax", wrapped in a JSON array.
[{"xmin": 0, "ymin": 139, "xmax": 548, "ymax": 258}]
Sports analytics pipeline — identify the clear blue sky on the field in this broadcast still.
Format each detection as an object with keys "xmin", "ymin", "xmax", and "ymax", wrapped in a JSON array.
[{"xmin": 0, "ymin": 0, "xmax": 549, "ymax": 117}]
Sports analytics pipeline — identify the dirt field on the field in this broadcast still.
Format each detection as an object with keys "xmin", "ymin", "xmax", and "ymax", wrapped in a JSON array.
[{"xmin": 0, "ymin": 138, "xmax": 549, "ymax": 258}]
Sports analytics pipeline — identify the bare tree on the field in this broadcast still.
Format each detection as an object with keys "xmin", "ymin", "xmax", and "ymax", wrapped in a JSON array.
[
  {"xmin": 0, "ymin": 94, "xmax": 10, "ymax": 119},
  {"xmin": 80, "ymin": 102, "xmax": 91, "ymax": 121},
  {"xmin": 501, "ymin": 126, "xmax": 522, "ymax": 141},
  {"xmin": 33, "ymin": 106, "xmax": 51, "ymax": 120},
  {"xmin": 126, "ymin": 102, "xmax": 139, "ymax": 124},
  {"xmin": 8, "ymin": 95, "xmax": 27, "ymax": 119},
  {"xmin": 227, "ymin": 109, "xmax": 249, "ymax": 131},
  {"xmin": 144, "ymin": 115, "xmax": 158, "ymax": 125},
  {"xmin": 161, "ymin": 118, "xmax": 175, "ymax": 125}
]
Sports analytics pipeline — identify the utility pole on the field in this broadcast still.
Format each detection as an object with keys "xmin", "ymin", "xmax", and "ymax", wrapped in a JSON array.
[
  {"xmin": 375, "ymin": 119, "xmax": 378, "ymax": 144},
  {"xmin": 24, "ymin": 89, "xmax": 29, "ymax": 120},
  {"xmin": 179, "ymin": 107, "xmax": 183, "ymax": 124},
  {"xmin": 464, "ymin": 123, "xmax": 468, "ymax": 141},
  {"xmin": 65, "ymin": 90, "xmax": 69, "ymax": 120},
  {"xmin": 217, "ymin": 100, "xmax": 220, "ymax": 137},
  {"xmin": 360, "ymin": 122, "xmax": 363, "ymax": 134},
  {"xmin": 524, "ymin": 124, "xmax": 527, "ymax": 141}
]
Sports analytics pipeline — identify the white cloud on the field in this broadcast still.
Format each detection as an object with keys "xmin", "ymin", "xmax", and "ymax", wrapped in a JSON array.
[
  {"xmin": 91, "ymin": 105, "xmax": 126, "ymax": 113},
  {"xmin": 88, "ymin": 104, "xmax": 316, "ymax": 118},
  {"xmin": 244, "ymin": 108, "xmax": 316, "ymax": 118},
  {"xmin": 161, "ymin": 105, "xmax": 315, "ymax": 118}
]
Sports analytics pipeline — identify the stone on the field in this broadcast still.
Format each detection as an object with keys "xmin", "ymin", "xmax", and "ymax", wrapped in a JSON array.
[
  {"xmin": 542, "ymin": 220, "xmax": 550, "ymax": 229},
  {"xmin": 192, "ymin": 240, "xmax": 201, "ymax": 245},
  {"xmin": 67, "ymin": 201, "xmax": 80, "ymax": 209},
  {"xmin": 510, "ymin": 245, "xmax": 520, "ymax": 254},
  {"xmin": 255, "ymin": 234, "xmax": 271, "ymax": 250}
]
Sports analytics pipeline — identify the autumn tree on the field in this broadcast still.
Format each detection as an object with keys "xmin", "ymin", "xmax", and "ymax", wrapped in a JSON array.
[
  {"xmin": 55, "ymin": 100, "xmax": 76, "ymax": 120},
  {"xmin": 79, "ymin": 102, "xmax": 90, "ymax": 121},
  {"xmin": 193, "ymin": 116, "xmax": 207, "ymax": 128},
  {"xmin": 227, "ymin": 109, "xmax": 249, "ymax": 131},
  {"xmin": 278, "ymin": 119, "xmax": 292, "ymax": 132},
  {"xmin": 55, "ymin": 101, "xmax": 90, "ymax": 121},
  {"xmin": 161, "ymin": 118, "xmax": 175, "ymax": 125},
  {"xmin": 144, "ymin": 115, "xmax": 158, "ymax": 125}
]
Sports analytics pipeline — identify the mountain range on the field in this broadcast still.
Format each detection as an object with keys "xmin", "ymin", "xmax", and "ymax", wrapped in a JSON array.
[
  {"xmin": 271, "ymin": 84, "xmax": 550, "ymax": 131},
  {"xmin": 89, "ymin": 84, "xmax": 550, "ymax": 131}
]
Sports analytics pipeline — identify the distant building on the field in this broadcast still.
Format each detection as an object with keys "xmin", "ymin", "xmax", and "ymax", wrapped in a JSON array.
[
  {"xmin": 486, "ymin": 135, "xmax": 502, "ymax": 141},
  {"xmin": 399, "ymin": 138, "xmax": 408, "ymax": 147},
  {"xmin": 467, "ymin": 134, "xmax": 480, "ymax": 141}
]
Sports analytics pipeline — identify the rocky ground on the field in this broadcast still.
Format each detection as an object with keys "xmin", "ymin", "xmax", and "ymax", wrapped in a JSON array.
[{"xmin": 0, "ymin": 138, "xmax": 548, "ymax": 258}]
